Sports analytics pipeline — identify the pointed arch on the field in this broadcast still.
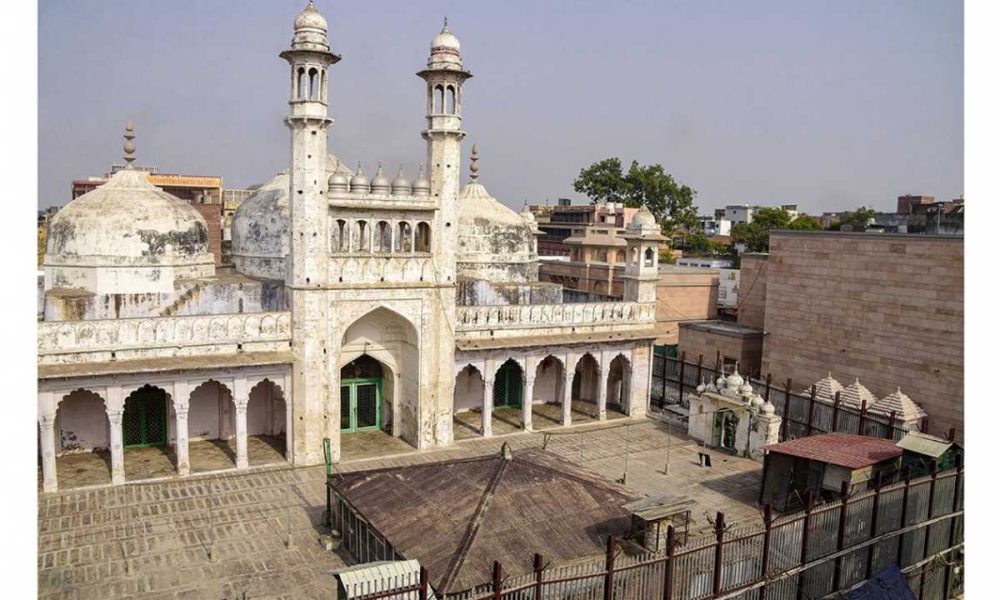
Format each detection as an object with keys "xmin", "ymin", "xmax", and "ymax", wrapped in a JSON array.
[
  {"xmin": 533, "ymin": 355, "xmax": 565, "ymax": 405},
  {"xmin": 454, "ymin": 364, "xmax": 484, "ymax": 413},
  {"xmin": 572, "ymin": 352, "xmax": 601, "ymax": 405},
  {"xmin": 606, "ymin": 353, "xmax": 632, "ymax": 415}
]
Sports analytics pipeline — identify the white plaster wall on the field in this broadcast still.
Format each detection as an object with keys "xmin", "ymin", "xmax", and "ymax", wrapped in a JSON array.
[
  {"xmin": 454, "ymin": 367, "xmax": 484, "ymax": 412},
  {"xmin": 188, "ymin": 382, "xmax": 233, "ymax": 440},
  {"xmin": 56, "ymin": 391, "xmax": 108, "ymax": 453},
  {"xmin": 247, "ymin": 382, "xmax": 286, "ymax": 436},
  {"xmin": 533, "ymin": 358, "xmax": 562, "ymax": 404},
  {"xmin": 573, "ymin": 354, "xmax": 600, "ymax": 404}
]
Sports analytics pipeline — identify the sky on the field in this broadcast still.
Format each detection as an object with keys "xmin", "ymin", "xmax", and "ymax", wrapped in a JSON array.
[{"xmin": 38, "ymin": 0, "xmax": 963, "ymax": 215}]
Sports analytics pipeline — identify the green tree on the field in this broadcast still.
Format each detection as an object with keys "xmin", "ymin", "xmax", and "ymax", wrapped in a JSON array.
[
  {"xmin": 573, "ymin": 158, "xmax": 698, "ymax": 231},
  {"xmin": 788, "ymin": 215, "xmax": 821, "ymax": 230},
  {"xmin": 844, "ymin": 207, "xmax": 877, "ymax": 231},
  {"xmin": 730, "ymin": 207, "xmax": 792, "ymax": 253}
]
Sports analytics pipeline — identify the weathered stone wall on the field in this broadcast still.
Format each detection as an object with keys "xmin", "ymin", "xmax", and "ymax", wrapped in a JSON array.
[
  {"xmin": 736, "ymin": 254, "xmax": 768, "ymax": 329},
  {"xmin": 760, "ymin": 232, "xmax": 964, "ymax": 438},
  {"xmin": 44, "ymin": 276, "xmax": 287, "ymax": 321},
  {"xmin": 456, "ymin": 279, "xmax": 563, "ymax": 306},
  {"xmin": 191, "ymin": 203, "xmax": 224, "ymax": 266}
]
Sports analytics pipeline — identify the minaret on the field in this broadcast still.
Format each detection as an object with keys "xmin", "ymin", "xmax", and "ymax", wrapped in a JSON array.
[
  {"xmin": 621, "ymin": 207, "xmax": 666, "ymax": 303},
  {"xmin": 279, "ymin": 1, "xmax": 340, "ymax": 465},
  {"xmin": 418, "ymin": 19, "xmax": 472, "ymax": 283}
]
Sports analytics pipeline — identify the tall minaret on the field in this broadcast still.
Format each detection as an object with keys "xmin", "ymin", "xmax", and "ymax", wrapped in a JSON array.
[
  {"xmin": 418, "ymin": 19, "xmax": 472, "ymax": 283},
  {"xmin": 279, "ymin": 1, "xmax": 340, "ymax": 465}
]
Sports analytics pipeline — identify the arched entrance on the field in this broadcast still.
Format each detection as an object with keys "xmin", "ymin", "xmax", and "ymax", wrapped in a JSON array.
[
  {"xmin": 493, "ymin": 359, "xmax": 523, "ymax": 408},
  {"xmin": 606, "ymin": 354, "xmax": 631, "ymax": 415},
  {"xmin": 572, "ymin": 353, "xmax": 601, "ymax": 408},
  {"xmin": 247, "ymin": 378, "xmax": 288, "ymax": 462},
  {"xmin": 188, "ymin": 380, "xmax": 236, "ymax": 472},
  {"xmin": 340, "ymin": 355, "xmax": 384, "ymax": 433},
  {"xmin": 53, "ymin": 389, "xmax": 112, "ymax": 487},
  {"xmin": 123, "ymin": 385, "xmax": 168, "ymax": 448},
  {"xmin": 340, "ymin": 307, "xmax": 419, "ymax": 446}
]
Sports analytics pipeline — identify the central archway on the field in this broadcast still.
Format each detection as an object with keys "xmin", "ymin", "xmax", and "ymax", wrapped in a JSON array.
[{"xmin": 340, "ymin": 307, "xmax": 419, "ymax": 446}]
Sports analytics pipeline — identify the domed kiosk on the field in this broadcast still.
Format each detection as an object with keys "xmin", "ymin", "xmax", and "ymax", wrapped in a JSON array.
[{"xmin": 43, "ymin": 123, "xmax": 214, "ymax": 294}]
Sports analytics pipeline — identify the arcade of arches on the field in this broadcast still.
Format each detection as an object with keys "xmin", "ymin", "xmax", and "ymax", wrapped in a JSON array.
[
  {"xmin": 453, "ymin": 349, "xmax": 640, "ymax": 437},
  {"xmin": 38, "ymin": 369, "xmax": 290, "ymax": 493}
]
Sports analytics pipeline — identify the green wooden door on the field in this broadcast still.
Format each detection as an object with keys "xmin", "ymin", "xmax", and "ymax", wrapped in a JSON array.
[
  {"xmin": 122, "ymin": 387, "xmax": 168, "ymax": 448},
  {"xmin": 493, "ymin": 360, "xmax": 523, "ymax": 408},
  {"xmin": 340, "ymin": 378, "xmax": 382, "ymax": 433}
]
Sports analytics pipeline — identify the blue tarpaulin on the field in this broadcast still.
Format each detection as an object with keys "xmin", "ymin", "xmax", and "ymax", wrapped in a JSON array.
[{"xmin": 843, "ymin": 564, "xmax": 917, "ymax": 600}]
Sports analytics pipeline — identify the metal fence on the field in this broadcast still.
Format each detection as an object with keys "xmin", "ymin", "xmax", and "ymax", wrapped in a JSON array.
[
  {"xmin": 651, "ymin": 353, "xmax": 931, "ymax": 443},
  {"xmin": 342, "ymin": 467, "xmax": 963, "ymax": 600}
]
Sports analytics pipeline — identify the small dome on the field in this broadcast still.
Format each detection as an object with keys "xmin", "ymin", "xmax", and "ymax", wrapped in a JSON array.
[
  {"xmin": 431, "ymin": 25, "xmax": 460, "ymax": 53},
  {"xmin": 350, "ymin": 163, "xmax": 370, "ymax": 193},
  {"xmin": 715, "ymin": 370, "xmax": 727, "ymax": 390},
  {"xmin": 413, "ymin": 164, "xmax": 431, "ymax": 195},
  {"xmin": 328, "ymin": 171, "xmax": 349, "ymax": 192},
  {"xmin": 739, "ymin": 381, "xmax": 754, "ymax": 397},
  {"xmin": 761, "ymin": 401, "xmax": 776, "ymax": 416},
  {"xmin": 294, "ymin": 2, "xmax": 327, "ymax": 32},
  {"xmin": 629, "ymin": 207, "xmax": 657, "ymax": 229},
  {"xmin": 696, "ymin": 381, "xmax": 706, "ymax": 394},
  {"xmin": 751, "ymin": 394, "xmax": 765, "ymax": 408},
  {"xmin": 726, "ymin": 367, "xmax": 744, "ymax": 392},
  {"xmin": 370, "ymin": 162, "xmax": 390, "ymax": 194},
  {"xmin": 391, "ymin": 166, "xmax": 411, "ymax": 195}
]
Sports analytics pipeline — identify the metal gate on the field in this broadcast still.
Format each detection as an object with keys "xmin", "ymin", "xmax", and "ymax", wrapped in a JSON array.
[
  {"xmin": 493, "ymin": 360, "xmax": 523, "ymax": 408},
  {"xmin": 122, "ymin": 387, "xmax": 168, "ymax": 448}
]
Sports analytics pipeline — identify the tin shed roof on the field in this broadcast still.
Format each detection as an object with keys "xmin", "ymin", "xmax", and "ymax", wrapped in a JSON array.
[
  {"xmin": 331, "ymin": 447, "xmax": 641, "ymax": 594},
  {"xmin": 896, "ymin": 431, "xmax": 955, "ymax": 459},
  {"xmin": 765, "ymin": 433, "xmax": 902, "ymax": 469}
]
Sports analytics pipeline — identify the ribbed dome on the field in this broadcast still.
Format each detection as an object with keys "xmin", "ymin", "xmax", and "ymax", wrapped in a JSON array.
[
  {"xmin": 391, "ymin": 166, "xmax": 412, "ymax": 195},
  {"xmin": 350, "ymin": 163, "xmax": 370, "ymax": 193},
  {"xmin": 44, "ymin": 168, "xmax": 214, "ymax": 293},
  {"xmin": 370, "ymin": 163, "xmax": 390, "ymax": 194}
]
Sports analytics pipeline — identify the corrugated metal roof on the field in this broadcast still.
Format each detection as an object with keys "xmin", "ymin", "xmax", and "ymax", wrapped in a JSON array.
[
  {"xmin": 335, "ymin": 560, "xmax": 423, "ymax": 599},
  {"xmin": 332, "ymin": 447, "xmax": 641, "ymax": 595},
  {"xmin": 896, "ymin": 431, "xmax": 954, "ymax": 459},
  {"xmin": 765, "ymin": 433, "xmax": 902, "ymax": 469}
]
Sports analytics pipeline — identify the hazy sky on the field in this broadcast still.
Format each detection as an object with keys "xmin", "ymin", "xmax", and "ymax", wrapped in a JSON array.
[{"xmin": 39, "ymin": 0, "xmax": 962, "ymax": 214}]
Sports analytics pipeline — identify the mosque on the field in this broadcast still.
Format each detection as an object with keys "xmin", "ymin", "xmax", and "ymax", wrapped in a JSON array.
[{"xmin": 36, "ymin": 2, "xmax": 661, "ymax": 493}]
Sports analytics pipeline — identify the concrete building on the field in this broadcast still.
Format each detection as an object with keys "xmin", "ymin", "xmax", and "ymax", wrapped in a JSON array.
[
  {"xmin": 530, "ymin": 200, "xmax": 637, "ymax": 257},
  {"xmin": 36, "ymin": 3, "xmax": 660, "ymax": 494},
  {"xmin": 697, "ymin": 215, "xmax": 731, "ymax": 236},
  {"xmin": 679, "ymin": 231, "xmax": 962, "ymax": 439}
]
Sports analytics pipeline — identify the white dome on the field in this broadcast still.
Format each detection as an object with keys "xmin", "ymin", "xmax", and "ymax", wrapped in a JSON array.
[
  {"xmin": 294, "ymin": 2, "xmax": 327, "ymax": 32},
  {"xmin": 431, "ymin": 27, "xmax": 460, "ymax": 52},
  {"xmin": 231, "ymin": 155, "xmax": 351, "ymax": 280},
  {"xmin": 45, "ymin": 168, "xmax": 214, "ymax": 294}
]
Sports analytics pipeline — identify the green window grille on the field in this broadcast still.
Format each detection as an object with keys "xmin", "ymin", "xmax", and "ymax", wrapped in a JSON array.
[
  {"xmin": 340, "ymin": 378, "xmax": 382, "ymax": 433},
  {"xmin": 122, "ymin": 387, "xmax": 168, "ymax": 448},
  {"xmin": 493, "ymin": 360, "xmax": 523, "ymax": 408}
]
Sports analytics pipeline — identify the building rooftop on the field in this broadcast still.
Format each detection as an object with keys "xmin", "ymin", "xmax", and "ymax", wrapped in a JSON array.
[
  {"xmin": 679, "ymin": 319, "xmax": 763, "ymax": 338},
  {"xmin": 896, "ymin": 431, "xmax": 959, "ymax": 459},
  {"xmin": 764, "ymin": 433, "xmax": 902, "ymax": 470},
  {"xmin": 330, "ymin": 447, "xmax": 641, "ymax": 594}
]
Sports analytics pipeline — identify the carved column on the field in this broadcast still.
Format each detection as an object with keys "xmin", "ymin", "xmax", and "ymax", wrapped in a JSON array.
[
  {"xmin": 482, "ymin": 376, "xmax": 494, "ymax": 437},
  {"xmin": 523, "ymin": 375, "xmax": 535, "ymax": 431},
  {"xmin": 562, "ymin": 356, "xmax": 573, "ymax": 427},
  {"xmin": 234, "ymin": 377, "xmax": 249, "ymax": 469},
  {"xmin": 172, "ymin": 380, "xmax": 190, "ymax": 476},
  {"xmin": 108, "ymin": 410, "xmax": 125, "ymax": 485},
  {"xmin": 39, "ymin": 413, "xmax": 58, "ymax": 493},
  {"xmin": 597, "ymin": 366, "xmax": 608, "ymax": 421}
]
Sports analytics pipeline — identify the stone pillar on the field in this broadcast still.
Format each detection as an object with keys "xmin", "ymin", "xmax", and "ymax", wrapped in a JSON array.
[
  {"xmin": 523, "ymin": 375, "xmax": 535, "ymax": 431},
  {"xmin": 482, "ymin": 376, "xmax": 494, "ymax": 437},
  {"xmin": 39, "ymin": 413, "xmax": 58, "ymax": 493},
  {"xmin": 173, "ymin": 380, "xmax": 190, "ymax": 476},
  {"xmin": 108, "ymin": 410, "xmax": 125, "ymax": 485},
  {"xmin": 328, "ymin": 362, "xmax": 341, "ymax": 463},
  {"xmin": 562, "ymin": 361, "xmax": 573, "ymax": 427},
  {"xmin": 234, "ymin": 377, "xmax": 249, "ymax": 469},
  {"xmin": 597, "ymin": 367, "xmax": 608, "ymax": 421}
]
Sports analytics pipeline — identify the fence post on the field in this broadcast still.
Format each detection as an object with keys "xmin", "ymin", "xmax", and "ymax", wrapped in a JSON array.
[
  {"xmin": 781, "ymin": 380, "xmax": 794, "ymax": 440},
  {"xmin": 715, "ymin": 350, "xmax": 721, "ymax": 374},
  {"xmin": 661, "ymin": 350, "xmax": 669, "ymax": 406},
  {"xmin": 858, "ymin": 399, "xmax": 868, "ymax": 436},
  {"xmin": 662, "ymin": 526, "xmax": 675, "ymax": 600},
  {"xmin": 833, "ymin": 481, "xmax": 850, "ymax": 589},
  {"xmin": 806, "ymin": 386, "xmax": 817, "ymax": 436},
  {"xmin": 603, "ymin": 536, "xmax": 616, "ymax": 600},
  {"xmin": 831, "ymin": 391, "xmax": 841, "ymax": 432},
  {"xmin": 896, "ymin": 466, "xmax": 912, "ymax": 567},
  {"xmin": 533, "ymin": 553, "xmax": 544, "ymax": 600},
  {"xmin": 678, "ymin": 352, "xmax": 687, "ymax": 406},
  {"xmin": 947, "ymin": 427, "xmax": 955, "ymax": 442},
  {"xmin": 758, "ymin": 504, "xmax": 773, "ymax": 600},
  {"xmin": 696, "ymin": 354, "xmax": 704, "ymax": 389},
  {"xmin": 493, "ymin": 560, "xmax": 503, "ymax": 600},
  {"xmin": 764, "ymin": 373, "xmax": 773, "ymax": 404},
  {"xmin": 419, "ymin": 566, "xmax": 429, "ymax": 600},
  {"xmin": 888, "ymin": 411, "xmax": 897, "ymax": 439},
  {"xmin": 920, "ymin": 417, "xmax": 929, "ymax": 433},
  {"xmin": 796, "ymin": 491, "xmax": 814, "ymax": 600},
  {"xmin": 712, "ymin": 512, "xmax": 726, "ymax": 596},
  {"xmin": 866, "ymin": 479, "xmax": 882, "ymax": 580},
  {"xmin": 917, "ymin": 465, "xmax": 938, "ymax": 599},
  {"xmin": 942, "ymin": 464, "xmax": 963, "ymax": 597}
]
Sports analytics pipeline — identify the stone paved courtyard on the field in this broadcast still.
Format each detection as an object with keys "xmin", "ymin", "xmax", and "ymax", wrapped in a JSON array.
[{"xmin": 38, "ymin": 416, "xmax": 762, "ymax": 599}]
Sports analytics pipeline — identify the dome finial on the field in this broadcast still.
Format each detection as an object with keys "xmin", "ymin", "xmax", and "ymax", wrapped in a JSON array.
[
  {"xmin": 469, "ymin": 144, "xmax": 480, "ymax": 182},
  {"xmin": 123, "ymin": 120, "xmax": 136, "ymax": 167},
  {"xmin": 443, "ymin": 15, "xmax": 449, "ymax": 31}
]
